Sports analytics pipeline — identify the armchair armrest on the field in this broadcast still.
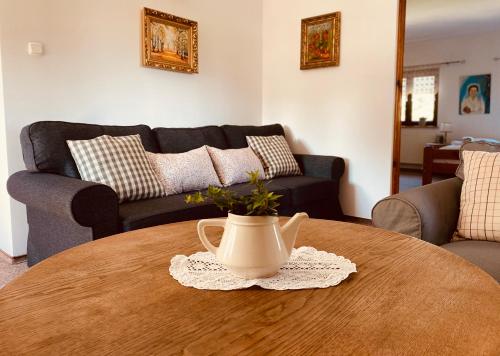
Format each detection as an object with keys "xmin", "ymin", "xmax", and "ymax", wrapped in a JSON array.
[
  {"xmin": 7, "ymin": 171, "xmax": 119, "ymax": 236},
  {"xmin": 371, "ymin": 178, "xmax": 462, "ymax": 246},
  {"xmin": 294, "ymin": 154, "xmax": 345, "ymax": 180}
]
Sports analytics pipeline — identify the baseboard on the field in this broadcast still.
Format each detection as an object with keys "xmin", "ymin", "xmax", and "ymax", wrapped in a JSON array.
[
  {"xmin": 400, "ymin": 163, "xmax": 423, "ymax": 172},
  {"xmin": 344, "ymin": 215, "xmax": 372, "ymax": 226},
  {"xmin": 0, "ymin": 249, "xmax": 27, "ymax": 265}
]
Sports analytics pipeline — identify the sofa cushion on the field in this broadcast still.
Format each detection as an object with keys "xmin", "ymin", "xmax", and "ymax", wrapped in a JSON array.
[
  {"xmin": 456, "ymin": 140, "xmax": 500, "ymax": 179},
  {"xmin": 146, "ymin": 147, "xmax": 221, "ymax": 195},
  {"xmin": 67, "ymin": 135, "xmax": 165, "ymax": 203},
  {"xmin": 457, "ymin": 151, "xmax": 500, "ymax": 242},
  {"xmin": 271, "ymin": 176, "xmax": 335, "ymax": 206},
  {"xmin": 221, "ymin": 124, "xmax": 285, "ymax": 149},
  {"xmin": 206, "ymin": 146, "xmax": 264, "ymax": 186},
  {"xmin": 119, "ymin": 181, "xmax": 293, "ymax": 231},
  {"xmin": 441, "ymin": 241, "xmax": 500, "ymax": 281},
  {"xmin": 120, "ymin": 194, "xmax": 223, "ymax": 231},
  {"xmin": 21, "ymin": 121, "xmax": 158, "ymax": 178},
  {"xmin": 153, "ymin": 126, "xmax": 228, "ymax": 153},
  {"xmin": 226, "ymin": 180, "xmax": 292, "ymax": 210},
  {"xmin": 247, "ymin": 135, "xmax": 302, "ymax": 179}
]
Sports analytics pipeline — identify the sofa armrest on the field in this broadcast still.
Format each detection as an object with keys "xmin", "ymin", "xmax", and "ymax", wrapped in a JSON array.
[
  {"xmin": 371, "ymin": 178, "xmax": 462, "ymax": 246},
  {"xmin": 294, "ymin": 154, "xmax": 345, "ymax": 181},
  {"xmin": 7, "ymin": 171, "xmax": 119, "ymax": 236}
]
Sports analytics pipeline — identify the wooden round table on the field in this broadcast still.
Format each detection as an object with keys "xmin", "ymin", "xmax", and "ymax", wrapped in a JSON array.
[{"xmin": 0, "ymin": 219, "xmax": 498, "ymax": 355}]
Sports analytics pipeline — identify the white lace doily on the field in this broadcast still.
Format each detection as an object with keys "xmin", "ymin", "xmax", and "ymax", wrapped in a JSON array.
[{"xmin": 169, "ymin": 246, "xmax": 356, "ymax": 290}]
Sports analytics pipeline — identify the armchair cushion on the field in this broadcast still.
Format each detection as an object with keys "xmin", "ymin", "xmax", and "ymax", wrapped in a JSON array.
[{"xmin": 441, "ymin": 241, "xmax": 500, "ymax": 281}]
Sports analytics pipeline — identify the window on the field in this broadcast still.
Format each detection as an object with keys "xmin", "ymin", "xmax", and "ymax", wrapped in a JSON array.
[{"xmin": 401, "ymin": 67, "xmax": 439, "ymax": 127}]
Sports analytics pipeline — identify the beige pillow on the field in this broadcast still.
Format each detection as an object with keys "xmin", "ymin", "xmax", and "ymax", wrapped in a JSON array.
[
  {"xmin": 146, "ymin": 146, "xmax": 221, "ymax": 195},
  {"xmin": 456, "ymin": 141, "xmax": 500, "ymax": 179},
  {"xmin": 206, "ymin": 146, "xmax": 265, "ymax": 186},
  {"xmin": 457, "ymin": 150, "xmax": 500, "ymax": 242}
]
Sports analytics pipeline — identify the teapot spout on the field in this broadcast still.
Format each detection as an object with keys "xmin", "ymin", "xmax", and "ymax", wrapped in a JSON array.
[{"xmin": 281, "ymin": 212, "xmax": 309, "ymax": 255}]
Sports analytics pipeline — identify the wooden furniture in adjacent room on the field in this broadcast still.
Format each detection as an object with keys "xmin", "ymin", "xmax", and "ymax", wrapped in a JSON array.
[
  {"xmin": 422, "ymin": 143, "xmax": 460, "ymax": 185},
  {"xmin": 0, "ymin": 219, "xmax": 498, "ymax": 354}
]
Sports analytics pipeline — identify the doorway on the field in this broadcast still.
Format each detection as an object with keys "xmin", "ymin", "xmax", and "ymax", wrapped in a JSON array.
[{"xmin": 392, "ymin": 0, "xmax": 500, "ymax": 194}]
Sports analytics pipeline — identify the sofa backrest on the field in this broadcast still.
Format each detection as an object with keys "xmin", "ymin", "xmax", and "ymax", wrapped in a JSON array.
[
  {"xmin": 221, "ymin": 124, "xmax": 285, "ymax": 148},
  {"xmin": 153, "ymin": 126, "xmax": 228, "ymax": 153},
  {"xmin": 21, "ymin": 121, "xmax": 159, "ymax": 178},
  {"xmin": 20, "ymin": 121, "xmax": 285, "ymax": 179}
]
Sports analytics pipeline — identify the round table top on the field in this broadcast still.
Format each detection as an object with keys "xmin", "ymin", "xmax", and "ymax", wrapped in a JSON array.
[{"xmin": 0, "ymin": 219, "xmax": 498, "ymax": 355}]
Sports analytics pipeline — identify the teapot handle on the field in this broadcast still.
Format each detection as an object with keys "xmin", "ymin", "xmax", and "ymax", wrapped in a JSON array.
[{"xmin": 197, "ymin": 218, "xmax": 226, "ymax": 255}]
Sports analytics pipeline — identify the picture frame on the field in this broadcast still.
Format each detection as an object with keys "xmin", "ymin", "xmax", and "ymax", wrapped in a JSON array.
[
  {"xmin": 142, "ymin": 7, "xmax": 198, "ymax": 74},
  {"xmin": 300, "ymin": 12, "xmax": 341, "ymax": 70},
  {"xmin": 459, "ymin": 74, "xmax": 491, "ymax": 115}
]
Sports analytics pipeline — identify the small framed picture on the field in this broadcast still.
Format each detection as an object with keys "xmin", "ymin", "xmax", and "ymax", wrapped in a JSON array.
[
  {"xmin": 300, "ymin": 12, "xmax": 341, "ymax": 70},
  {"xmin": 459, "ymin": 74, "xmax": 491, "ymax": 115},
  {"xmin": 142, "ymin": 8, "xmax": 198, "ymax": 74}
]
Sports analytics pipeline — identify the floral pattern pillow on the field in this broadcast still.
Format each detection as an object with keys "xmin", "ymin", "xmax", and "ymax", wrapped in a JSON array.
[
  {"xmin": 206, "ymin": 146, "xmax": 265, "ymax": 186},
  {"xmin": 147, "ymin": 146, "xmax": 221, "ymax": 195}
]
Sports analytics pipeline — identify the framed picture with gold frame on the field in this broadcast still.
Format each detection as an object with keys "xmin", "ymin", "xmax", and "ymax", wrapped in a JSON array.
[
  {"xmin": 142, "ymin": 8, "xmax": 198, "ymax": 74},
  {"xmin": 300, "ymin": 12, "xmax": 341, "ymax": 70}
]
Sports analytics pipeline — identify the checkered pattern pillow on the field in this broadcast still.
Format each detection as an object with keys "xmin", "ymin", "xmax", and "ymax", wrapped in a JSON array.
[
  {"xmin": 67, "ymin": 134, "xmax": 165, "ymax": 203},
  {"xmin": 457, "ymin": 150, "xmax": 500, "ymax": 242},
  {"xmin": 246, "ymin": 135, "xmax": 301, "ymax": 179}
]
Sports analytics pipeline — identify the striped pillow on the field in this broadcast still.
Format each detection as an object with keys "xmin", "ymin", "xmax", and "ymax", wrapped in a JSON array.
[
  {"xmin": 246, "ymin": 135, "xmax": 301, "ymax": 179},
  {"xmin": 67, "ymin": 134, "xmax": 165, "ymax": 203},
  {"xmin": 457, "ymin": 150, "xmax": 500, "ymax": 242}
]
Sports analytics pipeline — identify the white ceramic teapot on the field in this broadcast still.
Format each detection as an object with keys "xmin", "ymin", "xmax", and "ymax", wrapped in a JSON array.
[{"xmin": 197, "ymin": 212, "xmax": 309, "ymax": 279}]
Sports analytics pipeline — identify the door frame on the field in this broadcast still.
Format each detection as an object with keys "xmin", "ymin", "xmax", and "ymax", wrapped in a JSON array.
[{"xmin": 391, "ymin": 0, "xmax": 407, "ymax": 194}]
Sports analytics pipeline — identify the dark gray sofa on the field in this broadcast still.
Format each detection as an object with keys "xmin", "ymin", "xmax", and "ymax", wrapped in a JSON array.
[
  {"xmin": 8, "ymin": 121, "xmax": 345, "ymax": 266},
  {"xmin": 372, "ymin": 178, "xmax": 500, "ymax": 282}
]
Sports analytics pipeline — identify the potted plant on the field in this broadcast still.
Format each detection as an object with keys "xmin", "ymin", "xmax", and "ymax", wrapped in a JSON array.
[
  {"xmin": 185, "ymin": 171, "xmax": 308, "ymax": 279},
  {"xmin": 185, "ymin": 171, "xmax": 282, "ymax": 216}
]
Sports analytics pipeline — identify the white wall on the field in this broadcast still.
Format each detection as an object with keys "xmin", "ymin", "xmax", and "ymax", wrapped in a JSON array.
[
  {"xmin": 1, "ymin": 0, "xmax": 401, "ymax": 256},
  {"xmin": 0, "ymin": 0, "xmax": 263, "ymax": 256},
  {"xmin": 402, "ymin": 30, "xmax": 500, "ymax": 165},
  {"xmin": 262, "ymin": 0, "xmax": 399, "ymax": 218},
  {"xmin": 0, "ymin": 34, "xmax": 13, "ymax": 256}
]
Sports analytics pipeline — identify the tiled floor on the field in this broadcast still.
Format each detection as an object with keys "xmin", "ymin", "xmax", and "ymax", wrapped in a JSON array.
[{"xmin": 0, "ymin": 258, "xmax": 28, "ymax": 289}]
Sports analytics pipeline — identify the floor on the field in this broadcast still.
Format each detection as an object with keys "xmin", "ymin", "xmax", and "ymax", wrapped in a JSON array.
[
  {"xmin": 0, "ymin": 258, "xmax": 28, "ymax": 289},
  {"xmin": 399, "ymin": 169, "xmax": 449, "ymax": 192}
]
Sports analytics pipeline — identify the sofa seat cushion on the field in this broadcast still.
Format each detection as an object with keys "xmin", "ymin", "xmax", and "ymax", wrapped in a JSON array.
[
  {"xmin": 225, "ymin": 181, "xmax": 292, "ymax": 211},
  {"xmin": 119, "ymin": 194, "xmax": 223, "ymax": 231},
  {"xmin": 153, "ymin": 126, "xmax": 228, "ymax": 153},
  {"xmin": 271, "ymin": 176, "xmax": 335, "ymax": 206},
  {"xmin": 120, "ymin": 181, "xmax": 294, "ymax": 231},
  {"xmin": 441, "ymin": 241, "xmax": 500, "ymax": 281}
]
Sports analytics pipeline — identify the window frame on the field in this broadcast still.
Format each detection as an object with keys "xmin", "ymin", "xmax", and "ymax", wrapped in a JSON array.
[{"xmin": 401, "ymin": 67, "xmax": 439, "ymax": 127}]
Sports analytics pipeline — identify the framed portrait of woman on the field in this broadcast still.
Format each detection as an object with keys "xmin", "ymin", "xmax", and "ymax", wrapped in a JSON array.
[{"xmin": 459, "ymin": 74, "xmax": 491, "ymax": 115}]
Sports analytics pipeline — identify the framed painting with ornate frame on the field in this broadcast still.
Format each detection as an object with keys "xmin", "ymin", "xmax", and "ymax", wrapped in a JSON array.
[
  {"xmin": 300, "ymin": 12, "xmax": 341, "ymax": 70},
  {"xmin": 142, "ymin": 8, "xmax": 198, "ymax": 74}
]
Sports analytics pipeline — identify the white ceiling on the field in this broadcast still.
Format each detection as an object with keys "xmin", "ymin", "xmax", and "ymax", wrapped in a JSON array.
[{"xmin": 406, "ymin": 0, "xmax": 500, "ymax": 42}]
